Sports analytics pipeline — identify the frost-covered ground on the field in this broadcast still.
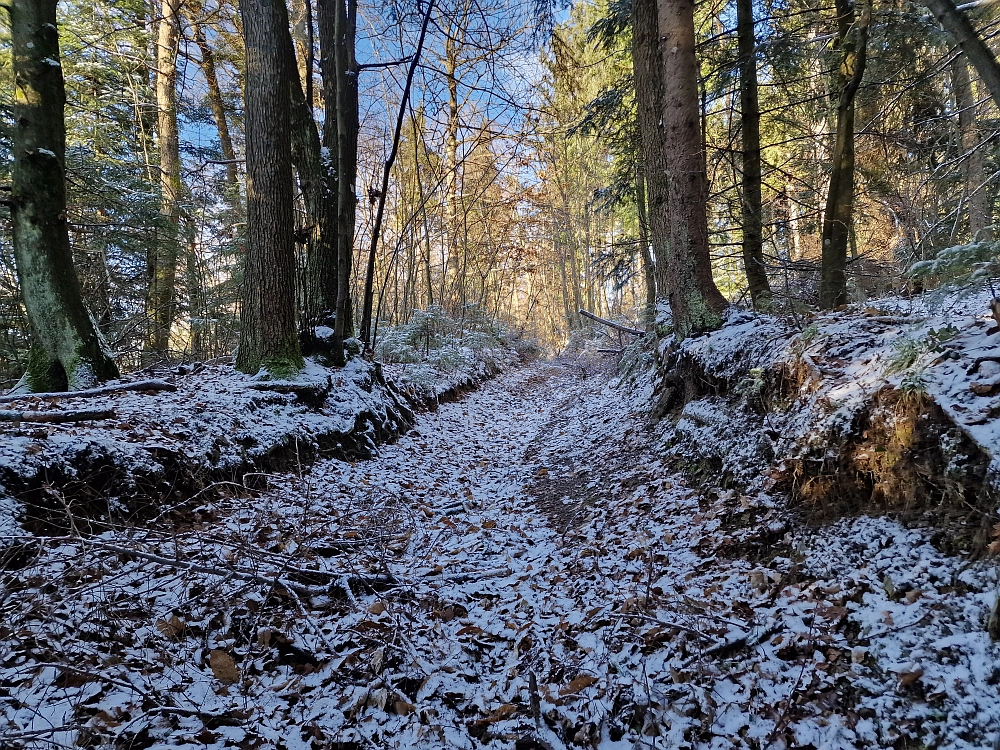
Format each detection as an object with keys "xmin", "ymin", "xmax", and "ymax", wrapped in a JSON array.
[{"xmin": 3, "ymin": 359, "xmax": 1000, "ymax": 749}]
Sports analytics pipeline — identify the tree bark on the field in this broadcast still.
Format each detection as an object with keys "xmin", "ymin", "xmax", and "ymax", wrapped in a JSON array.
[
  {"xmin": 924, "ymin": 0, "xmax": 1000, "ymax": 110},
  {"xmin": 819, "ymin": 0, "xmax": 870, "ymax": 309},
  {"xmin": 150, "ymin": 0, "xmax": 182, "ymax": 356},
  {"xmin": 320, "ymin": 0, "xmax": 360, "ymax": 359},
  {"xmin": 636, "ymin": 167, "xmax": 657, "ymax": 331},
  {"xmin": 951, "ymin": 55, "xmax": 991, "ymax": 240},
  {"xmin": 276, "ymin": 0, "xmax": 337, "ymax": 327},
  {"xmin": 236, "ymin": 0, "xmax": 303, "ymax": 375},
  {"xmin": 736, "ymin": 0, "xmax": 772, "ymax": 309},
  {"xmin": 631, "ymin": 0, "xmax": 672, "ymax": 315},
  {"xmin": 655, "ymin": 0, "xmax": 730, "ymax": 337},
  {"xmin": 9, "ymin": 0, "xmax": 119, "ymax": 392}
]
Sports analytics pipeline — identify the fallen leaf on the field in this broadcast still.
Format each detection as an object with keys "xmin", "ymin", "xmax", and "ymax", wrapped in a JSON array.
[
  {"xmin": 559, "ymin": 674, "xmax": 599, "ymax": 696},
  {"xmin": 209, "ymin": 650, "xmax": 239, "ymax": 684},
  {"xmin": 395, "ymin": 700, "xmax": 416, "ymax": 716},
  {"xmin": 156, "ymin": 614, "xmax": 186, "ymax": 639},
  {"xmin": 898, "ymin": 668, "xmax": 924, "ymax": 687}
]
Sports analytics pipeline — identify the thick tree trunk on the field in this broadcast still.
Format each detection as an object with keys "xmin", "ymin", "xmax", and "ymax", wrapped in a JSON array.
[
  {"xmin": 632, "ymin": 0, "xmax": 672, "ymax": 313},
  {"xmin": 236, "ymin": 0, "xmax": 302, "ymax": 375},
  {"xmin": 924, "ymin": 0, "xmax": 1000, "ymax": 110},
  {"xmin": 951, "ymin": 56, "xmax": 991, "ymax": 240},
  {"xmin": 188, "ymin": 0, "xmax": 239, "ymax": 187},
  {"xmin": 10, "ymin": 0, "xmax": 119, "ymax": 392},
  {"xmin": 819, "ymin": 0, "xmax": 870, "ymax": 309},
  {"xmin": 150, "ymin": 0, "xmax": 182, "ymax": 356},
  {"xmin": 655, "ymin": 0, "xmax": 729, "ymax": 337},
  {"xmin": 736, "ymin": 0, "xmax": 772, "ymax": 309}
]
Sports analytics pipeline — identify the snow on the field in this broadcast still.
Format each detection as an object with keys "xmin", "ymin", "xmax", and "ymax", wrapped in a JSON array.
[{"xmin": 4, "ymin": 356, "xmax": 1000, "ymax": 748}]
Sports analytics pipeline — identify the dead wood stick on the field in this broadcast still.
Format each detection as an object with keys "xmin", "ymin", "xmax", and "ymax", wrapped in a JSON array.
[
  {"xmin": 0, "ymin": 409, "xmax": 115, "ymax": 423},
  {"xmin": 968, "ymin": 355, "xmax": 1000, "ymax": 375},
  {"xmin": 578, "ymin": 309, "xmax": 644, "ymax": 336},
  {"xmin": 86, "ymin": 539, "xmax": 393, "ymax": 597},
  {"xmin": 681, "ymin": 622, "xmax": 783, "ymax": 668},
  {"xmin": 0, "ymin": 379, "xmax": 176, "ymax": 405}
]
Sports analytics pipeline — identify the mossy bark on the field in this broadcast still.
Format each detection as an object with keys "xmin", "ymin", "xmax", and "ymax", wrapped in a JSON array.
[
  {"xmin": 235, "ymin": 0, "xmax": 303, "ymax": 376},
  {"xmin": 10, "ymin": 0, "xmax": 119, "ymax": 392}
]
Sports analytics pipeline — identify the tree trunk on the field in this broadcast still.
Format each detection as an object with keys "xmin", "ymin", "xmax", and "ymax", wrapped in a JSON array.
[
  {"xmin": 655, "ymin": 0, "xmax": 729, "ymax": 337},
  {"xmin": 819, "ymin": 0, "xmax": 870, "ymax": 309},
  {"xmin": 10, "ymin": 0, "xmax": 119, "ymax": 392},
  {"xmin": 330, "ymin": 0, "xmax": 359, "ymax": 357},
  {"xmin": 636, "ymin": 167, "xmax": 657, "ymax": 331},
  {"xmin": 188, "ymin": 0, "xmax": 239, "ymax": 187},
  {"xmin": 736, "ymin": 0, "xmax": 772, "ymax": 309},
  {"xmin": 277, "ymin": 0, "xmax": 337, "ymax": 328},
  {"xmin": 150, "ymin": 0, "xmax": 182, "ymax": 356},
  {"xmin": 236, "ymin": 0, "xmax": 302, "ymax": 376},
  {"xmin": 631, "ymin": 0, "xmax": 672, "ymax": 316},
  {"xmin": 951, "ymin": 55, "xmax": 991, "ymax": 240},
  {"xmin": 924, "ymin": 0, "xmax": 1000, "ymax": 110}
]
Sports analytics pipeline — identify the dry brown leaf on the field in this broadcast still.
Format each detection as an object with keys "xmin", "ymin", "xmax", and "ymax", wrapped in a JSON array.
[
  {"xmin": 898, "ymin": 668, "xmax": 924, "ymax": 687},
  {"xmin": 156, "ymin": 614, "xmax": 186, "ymax": 639},
  {"xmin": 487, "ymin": 703, "xmax": 518, "ymax": 721},
  {"xmin": 559, "ymin": 674, "xmax": 599, "ymax": 696},
  {"xmin": 395, "ymin": 700, "xmax": 416, "ymax": 716},
  {"xmin": 209, "ymin": 650, "xmax": 239, "ymax": 684}
]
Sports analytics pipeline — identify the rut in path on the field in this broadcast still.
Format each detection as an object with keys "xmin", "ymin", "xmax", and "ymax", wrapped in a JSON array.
[{"xmin": 4, "ymin": 361, "xmax": 1000, "ymax": 750}]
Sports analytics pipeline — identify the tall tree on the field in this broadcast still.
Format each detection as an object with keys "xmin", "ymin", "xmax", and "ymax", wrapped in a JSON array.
[
  {"xmin": 9, "ymin": 0, "xmax": 119, "ymax": 391},
  {"xmin": 736, "ymin": 0, "xmax": 772, "ymax": 308},
  {"xmin": 655, "ymin": 0, "xmax": 729, "ymax": 336},
  {"xmin": 923, "ymin": 0, "xmax": 1000, "ymax": 110},
  {"xmin": 819, "ymin": 0, "xmax": 870, "ymax": 309},
  {"xmin": 322, "ymin": 0, "xmax": 359, "ymax": 358},
  {"xmin": 951, "ymin": 55, "xmax": 991, "ymax": 240},
  {"xmin": 149, "ymin": 0, "xmax": 182, "ymax": 355},
  {"xmin": 632, "ymin": 0, "xmax": 668, "ymax": 310},
  {"xmin": 236, "ymin": 0, "xmax": 302, "ymax": 375}
]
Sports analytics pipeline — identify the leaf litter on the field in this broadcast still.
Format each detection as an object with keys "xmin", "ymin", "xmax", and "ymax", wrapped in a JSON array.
[{"xmin": 2, "ymin": 357, "xmax": 1000, "ymax": 748}]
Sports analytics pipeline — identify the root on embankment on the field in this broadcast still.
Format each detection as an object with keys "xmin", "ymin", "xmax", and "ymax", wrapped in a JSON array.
[{"xmin": 652, "ymin": 299, "xmax": 1000, "ymax": 554}]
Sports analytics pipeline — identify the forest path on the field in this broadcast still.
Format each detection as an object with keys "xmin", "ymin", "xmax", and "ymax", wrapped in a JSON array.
[{"xmin": 6, "ymin": 360, "xmax": 1000, "ymax": 749}]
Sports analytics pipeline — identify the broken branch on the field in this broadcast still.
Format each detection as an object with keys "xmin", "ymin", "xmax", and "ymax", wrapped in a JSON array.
[
  {"xmin": 578, "ymin": 309, "xmax": 644, "ymax": 336},
  {"xmin": 0, "ymin": 379, "xmax": 176, "ymax": 405},
  {"xmin": 0, "ymin": 409, "xmax": 115, "ymax": 423}
]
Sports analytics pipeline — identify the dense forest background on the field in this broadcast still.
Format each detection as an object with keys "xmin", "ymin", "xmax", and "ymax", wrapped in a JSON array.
[{"xmin": 0, "ymin": 0, "xmax": 996, "ymax": 386}]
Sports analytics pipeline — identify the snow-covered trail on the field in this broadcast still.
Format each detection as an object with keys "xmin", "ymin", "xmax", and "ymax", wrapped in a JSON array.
[{"xmin": 5, "ymin": 361, "xmax": 1000, "ymax": 749}]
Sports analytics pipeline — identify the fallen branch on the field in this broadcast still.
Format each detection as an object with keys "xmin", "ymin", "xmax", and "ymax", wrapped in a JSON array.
[
  {"xmin": 0, "ymin": 409, "xmax": 115, "ymax": 423},
  {"xmin": 578, "ymin": 309, "xmax": 644, "ymax": 336},
  {"xmin": 681, "ymin": 622, "xmax": 783, "ymax": 668},
  {"xmin": 86, "ymin": 539, "xmax": 393, "ymax": 598},
  {"xmin": 0, "ymin": 379, "xmax": 175, "ymax": 405}
]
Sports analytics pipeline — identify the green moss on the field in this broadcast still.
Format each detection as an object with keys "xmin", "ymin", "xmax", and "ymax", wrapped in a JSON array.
[{"xmin": 25, "ymin": 344, "xmax": 67, "ymax": 392}]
